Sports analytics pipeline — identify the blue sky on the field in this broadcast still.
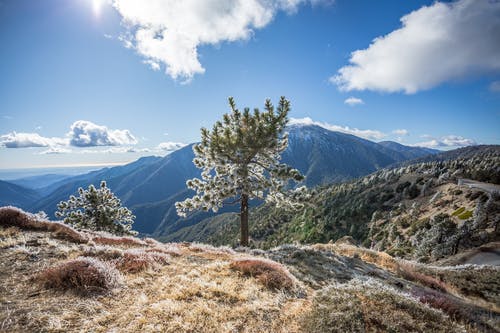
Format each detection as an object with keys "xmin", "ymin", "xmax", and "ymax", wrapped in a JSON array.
[{"xmin": 0, "ymin": 0, "xmax": 499, "ymax": 169}]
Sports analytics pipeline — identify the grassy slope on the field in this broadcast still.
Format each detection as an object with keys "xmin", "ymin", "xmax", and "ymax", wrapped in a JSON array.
[{"xmin": 1, "ymin": 219, "xmax": 499, "ymax": 332}]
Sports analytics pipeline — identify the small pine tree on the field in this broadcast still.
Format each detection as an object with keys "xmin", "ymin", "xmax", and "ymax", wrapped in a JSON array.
[
  {"xmin": 175, "ymin": 96, "xmax": 306, "ymax": 246},
  {"xmin": 56, "ymin": 181, "xmax": 136, "ymax": 235}
]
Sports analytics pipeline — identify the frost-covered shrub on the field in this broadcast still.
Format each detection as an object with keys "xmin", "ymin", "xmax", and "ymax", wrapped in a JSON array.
[
  {"xmin": 230, "ymin": 257, "xmax": 295, "ymax": 290},
  {"xmin": 38, "ymin": 257, "xmax": 122, "ymax": 294},
  {"xmin": 56, "ymin": 181, "xmax": 136, "ymax": 236}
]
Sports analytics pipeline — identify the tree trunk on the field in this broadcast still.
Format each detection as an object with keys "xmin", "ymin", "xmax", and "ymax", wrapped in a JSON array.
[{"xmin": 240, "ymin": 193, "xmax": 249, "ymax": 247}]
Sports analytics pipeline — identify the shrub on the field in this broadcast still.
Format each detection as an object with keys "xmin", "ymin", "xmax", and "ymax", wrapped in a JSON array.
[
  {"xmin": 0, "ymin": 206, "xmax": 88, "ymax": 243},
  {"xmin": 38, "ymin": 257, "xmax": 122, "ymax": 295},
  {"xmin": 301, "ymin": 279, "xmax": 464, "ymax": 333},
  {"xmin": 92, "ymin": 233, "xmax": 147, "ymax": 247},
  {"xmin": 56, "ymin": 181, "xmax": 136, "ymax": 235},
  {"xmin": 116, "ymin": 249, "xmax": 170, "ymax": 273},
  {"xmin": 230, "ymin": 258, "xmax": 295, "ymax": 290}
]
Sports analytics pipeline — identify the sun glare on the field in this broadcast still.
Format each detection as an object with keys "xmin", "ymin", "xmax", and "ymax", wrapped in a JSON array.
[{"xmin": 92, "ymin": 0, "xmax": 104, "ymax": 17}]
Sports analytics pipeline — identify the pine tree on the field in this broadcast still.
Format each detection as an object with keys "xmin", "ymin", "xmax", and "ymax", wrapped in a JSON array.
[
  {"xmin": 56, "ymin": 181, "xmax": 136, "ymax": 235},
  {"xmin": 176, "ymin": 97, "xmax": 306, "ymax": 246}
]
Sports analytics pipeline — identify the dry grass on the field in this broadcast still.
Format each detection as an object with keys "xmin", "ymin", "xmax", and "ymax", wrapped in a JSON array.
[
  {"xmin": 144, "ymin": 243, "xmax": 182, "ymax": 257},
  {"xmin": 313, "ymin": 243, "xmax": 400, "ymax": 272},
  {"xmin": 230, "ymin": 258, "xmax": 296, "ymax": 291},
  {"xmin": 397, "ymin": 261, "xmax": 447, "ymax": 292},
  {"xmin": 0, "ymin": 206, "xmax": 88, "ymax": 243},
  {"xmin": 115, "ymin": 249, "xmax": 170, "ymax": 273},
  {"xmin": 301, "ymin": 278, "xmax": 466, "ymax": 333},
  {"xmin": 37, "ymin": 257, "xmax": 123, "ymax": 295},
  {"xmin": 91, "ymin": 234, "xmax": 147, "ymax": 247}
]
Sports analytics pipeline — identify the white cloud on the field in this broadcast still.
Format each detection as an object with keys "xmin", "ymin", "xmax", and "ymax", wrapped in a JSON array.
[
  {"xmin": 0, "ymin": 132, "xmax": 67, "ymax": 148},
  {"xmin": 344, "ymin": 97, "xmax": 364, "ymax": 106},
  {"xmin": 289, "ymin": 117, "xmax": 386, "ymax": 140},
  {"xmin": 332, "ymin": 0, "xmax": 500, "ymax": 93},
  {"xmin": 112, "ymin": 0, "xmax": 325, "ymax": 81},
  {"xmin": 68, "ymin": 120, "xmax": 137, "ymax": 147},
  {"xmin": 157, "ymin": 141, "xmax": 186, "ymax": 152},
  {"xmin": 489, "ymin": 81, "xmax": 500, "ymax": 93},
  {"xmin": 413, "ymin": 135, "xmax": 476, "ymax": 148},
  {"xmin": 38, "ymin": 147, "xmax": 72, "ymax": 155},
  {"xmin": 392, "ymin": 129, "xmax": 409, "ymax": 136}
]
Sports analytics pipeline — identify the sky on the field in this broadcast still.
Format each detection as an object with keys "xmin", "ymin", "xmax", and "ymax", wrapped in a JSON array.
[{"xmin": 0, "ymin": 0, "xmax": 499, "ymax": 169}]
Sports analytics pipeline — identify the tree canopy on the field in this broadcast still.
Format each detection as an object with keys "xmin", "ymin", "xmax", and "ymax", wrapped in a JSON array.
[{"xmin": 176, "ymin": 97, "xmax": 306, "ymax": 246}]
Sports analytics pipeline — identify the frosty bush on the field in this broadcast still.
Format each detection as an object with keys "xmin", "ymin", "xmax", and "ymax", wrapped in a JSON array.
[{"xmin": 56, "ymin": 181, "xmax": 136, "ymax": 235}]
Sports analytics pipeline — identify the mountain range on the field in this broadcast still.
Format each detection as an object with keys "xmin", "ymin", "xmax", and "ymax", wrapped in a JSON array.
[{"xmin": 0, "ymin": 124, "xmax": 438, "ymax": 236}]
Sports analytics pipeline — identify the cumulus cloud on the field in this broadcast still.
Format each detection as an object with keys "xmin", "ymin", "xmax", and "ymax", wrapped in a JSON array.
[
  {"xmin": 344, "ymin": 97, "xmax": 364, "ymax": 106},
  {"xmin": 157, "ymin": 141, "xmax": 186, "ymax": 152},
  {"xmin": 0, "ymin": 132, "xmax": 67, "ymax": 148},
  {"xmin": 112, "ymin": 0, "xmax": 325, "ymax": 81},
  {"xmin": 332, "ymin": 0, "xmax": 500, "ymax": 93},
  {"xmin": 392, "ymin": 129, "xmax": 409, "ymax": 136},
  {"xmin": 289, "ymin": 117, "xmax": 386, "ymax": 140},
  {"xmin": 68, "ymin": 120, "xmax": 137, "ymax": 147},
  {"xmin": 413, "ymin": 135, "xmax": 476, "ymax": 148}
]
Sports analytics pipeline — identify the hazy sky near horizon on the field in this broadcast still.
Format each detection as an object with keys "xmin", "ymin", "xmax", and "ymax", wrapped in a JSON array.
[{"xmin": 1, "ymin": 0, "xmax": 499, "ymax": 169}]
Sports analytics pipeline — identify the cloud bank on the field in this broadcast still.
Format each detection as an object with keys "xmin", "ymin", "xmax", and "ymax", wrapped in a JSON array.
[
  {"xmin": 413, "ymin": 135, "xmax": 476, "ymax": 149},
  {"xmin": 1, "ymin": 121, "xmax": 137, "ymax": 150},
  {"xmin": 157, "ymin": 141, "xmax": 187, "ymax": 152},
  {"xmin": 0, "ymin": 132, "xmax": 66, "ymax": 148},
  {"xmin": 68, "ymin": 120, "xmax": 137, "ymax": 147},
  {"xmin": 112, "ymin": 0, "xmax": 326, "ymax": 81},
  {"xmin": 289, "ymin": 117, "xmax": 386, "ymax": 140},
  {"xmin": 332, "ymin": 0, "xmax": 500, "ymax": 93}
]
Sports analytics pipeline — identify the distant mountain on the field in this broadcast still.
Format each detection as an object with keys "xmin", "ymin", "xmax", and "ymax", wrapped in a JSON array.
[
  {"xmin": 30, "ymin": 156, "xmax": 163, "ymax": 219},
  {"xmin": 163, "ymin": 145, "xmax": 500, "ymax": 257},
  {"xmin": 29, "ymin": 125, "xmax": 439, "ymax": 237},
  {"xmin": 282, "ymin": 125, "xmax": 437, "ymax": 186},
  {"xmin": 0, "ymin": 180, "xmax": 41, "ymax": 209},
  {"xmin": 377, "ymin": 141, "xmax": 439, "ymax": 160},
  {"xmin": 9, "ymin": 174, "xmax": 71, "ymax": 193}
]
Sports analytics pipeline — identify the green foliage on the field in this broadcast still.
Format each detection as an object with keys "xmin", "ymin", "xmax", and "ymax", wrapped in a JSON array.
[
  {"xmin": 452, "ymin": 207, "xmax": 465, "ymax": 216},
  {"xmin": 457, "ymin": 210, "xmax": 472, "ymax": 220},
  {"xmin": 56, "ymin": 181, "xmax": 136, "ymax": 235}
]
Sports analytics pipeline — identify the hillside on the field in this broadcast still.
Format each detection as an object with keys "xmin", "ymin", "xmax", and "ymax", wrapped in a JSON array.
[
  {"xmin": 26, "ymin": 125, "xmax": 436, "ymax": 237},
  {"xmin": 165, "ymin": 146, "xmax": 500, "ymax": 263},
  {"xmin": 1, "ymin": 207, "xmax": 498, "ymax": 332},
  {"xmin": 0, "ymin": 180, "xmax": 41, "ymax": 210}
]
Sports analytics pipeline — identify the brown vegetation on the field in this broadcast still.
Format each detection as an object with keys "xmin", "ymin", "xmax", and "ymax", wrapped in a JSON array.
[
  {"xmin": 115, "ymin": 249, "xmax": 170, "ymax": 273},
  {"xmin": 0, "ymin": 206, "xmax": 88, "ymax": 243},
  {"xmin": 301, "ymin": 279, "xmax": 466, "ymax": 333},
  {"xmin": 230, "ymin": 258, "xmax": 295, "ymax": 290},
  {"xmin": 37, "ymin": 257, "xmax": 122, "ymax": 295}
]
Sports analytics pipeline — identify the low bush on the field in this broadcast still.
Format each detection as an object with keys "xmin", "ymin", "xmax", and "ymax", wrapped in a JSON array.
[
  {"xmin": 0, "ymin": 206, "xmax": 88, "ymax": 243},
  {"xmin": 92, "ymin": 234, "xmax": 147, "ymax": 247},
  {"xmin": 301, "ymin": 279, "xmax": 465, "ymax": 333},
  {"xmin": 38, "ymin": 257, "xmax": 122, "ymax": 295},
  {"xmin": 230, "ymin": 258, "xmax": 295, "ymax": 290},
  {"xmin": 398, "ymin": 262, "xmax": 447, "ymax": 292},
  {"xmin": 116, "ymin": 249, "xmax": 170, "ymax": 273}
]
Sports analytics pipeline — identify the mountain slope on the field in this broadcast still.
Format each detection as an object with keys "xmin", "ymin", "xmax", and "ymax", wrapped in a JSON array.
[
  {"xmin": 31, "ymin": 125, "xmax": 438, "ymax": 236},
  {"xmin": 164, "ymin": 145, "xmax": 500, "ymax": 262},
  {"xmin": 0, "ymin": 180, "xmax": 41, "ymax": 209}
]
